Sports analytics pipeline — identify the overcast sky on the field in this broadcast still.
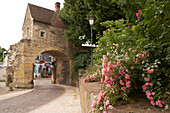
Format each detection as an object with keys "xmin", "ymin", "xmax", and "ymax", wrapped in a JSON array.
[{"xmin": 0, "ymin": 0, "xmax": 64, "ymax": 50}]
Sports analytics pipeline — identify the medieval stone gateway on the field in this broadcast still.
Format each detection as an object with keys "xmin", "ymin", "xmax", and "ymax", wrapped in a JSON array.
[{"xmin": 6, "ymin": 3, "xmax": 75, "ymax": 88}]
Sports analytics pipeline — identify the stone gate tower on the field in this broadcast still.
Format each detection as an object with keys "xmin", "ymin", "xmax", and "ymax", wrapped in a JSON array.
[{"xmin": 6, "ymin": 2, "xmax": 74, "ymax": 88}]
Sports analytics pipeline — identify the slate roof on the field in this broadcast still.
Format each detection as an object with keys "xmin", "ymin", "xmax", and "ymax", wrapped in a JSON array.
[{"xmin": 28, "ymin": 3, "xmax": 54, "ymax": 24}]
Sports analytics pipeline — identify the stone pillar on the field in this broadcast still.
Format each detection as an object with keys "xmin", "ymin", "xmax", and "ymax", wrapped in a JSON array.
[
  {"xmin": 13, "ymin": 63, "xmax": 34, "ymax": 89},
  {"xmin": 51, "ymin": 61, "xmax": 57, "ymax": 84}
]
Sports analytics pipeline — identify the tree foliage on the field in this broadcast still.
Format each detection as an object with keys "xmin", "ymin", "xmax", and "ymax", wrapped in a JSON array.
[
  {"xmin": 58, "ymin": 0, "xmax": 125, "ymax": 47},
  {"xmin": 0, "ymin": 47, "xmax": 6, "ymax": 62}
]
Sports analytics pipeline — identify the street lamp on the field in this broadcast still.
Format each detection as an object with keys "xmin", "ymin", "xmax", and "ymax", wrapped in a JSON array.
[{"xmin": 89, "ymin": 16, "xmax": 94, "ymax": 66}]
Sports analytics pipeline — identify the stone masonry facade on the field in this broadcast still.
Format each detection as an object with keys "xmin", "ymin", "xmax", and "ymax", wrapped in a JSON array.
[{"xmin": 6, "ymin": 3, "xmax": 75, "ymax": 88}]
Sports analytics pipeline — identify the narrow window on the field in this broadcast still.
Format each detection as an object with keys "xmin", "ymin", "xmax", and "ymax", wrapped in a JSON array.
[
  {"xmin": 40, "ymin": 31, "xmax": 45, "ymax": 37},
  {"xmin": 27, "ymin": 27, "xmax": 29, "ymax": 37}
]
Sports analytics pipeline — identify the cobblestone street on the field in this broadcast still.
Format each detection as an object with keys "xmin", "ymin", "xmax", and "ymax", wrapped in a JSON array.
[{"xmin": 0, "ymin": 78, "xmax": 81, "ymax": 113}]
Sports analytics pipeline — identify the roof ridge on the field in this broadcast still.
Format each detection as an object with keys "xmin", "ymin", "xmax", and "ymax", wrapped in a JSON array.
[{"xmin": 28, "ymin": 3, "xmax": 54, "ymax": 12}]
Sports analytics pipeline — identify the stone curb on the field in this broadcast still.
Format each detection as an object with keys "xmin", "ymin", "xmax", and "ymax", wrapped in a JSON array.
[{"xmin": 0, "ymin": 89, "xmax": 34, "ymax": 101}]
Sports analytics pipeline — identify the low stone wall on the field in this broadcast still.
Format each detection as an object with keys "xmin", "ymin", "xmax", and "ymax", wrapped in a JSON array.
[
  {"xmin": 0, "ymin": 67, "xmax": 6, "ymax": 82},
  {"xmin": 79, "ymin": 79, "xmax": 100, "ymax": 113}
]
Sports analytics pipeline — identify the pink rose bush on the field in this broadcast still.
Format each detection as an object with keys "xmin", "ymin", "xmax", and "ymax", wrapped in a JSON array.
[
  {"xmin": 84, "ymin": 44, "xmax": 169, "ymax": 112},
  {"xmin": 82, "ymin": 18, "xmax": 169, "ymax": 112}
]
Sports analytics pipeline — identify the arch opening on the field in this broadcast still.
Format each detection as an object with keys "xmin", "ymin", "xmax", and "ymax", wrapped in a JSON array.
[{"xmin": 32, "ymin": 50, "xmax": 70, "ymax": 86}]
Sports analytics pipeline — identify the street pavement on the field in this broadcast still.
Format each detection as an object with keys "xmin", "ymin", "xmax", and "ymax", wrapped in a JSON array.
[{"xmin": 0, "ymin": 78, "xmax": 81, "ymax": 113}]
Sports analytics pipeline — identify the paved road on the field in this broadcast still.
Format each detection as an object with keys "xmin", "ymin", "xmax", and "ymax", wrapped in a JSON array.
[{"xmin": 0, "ymin": 78, "xmax": 81, "ymax": 113}]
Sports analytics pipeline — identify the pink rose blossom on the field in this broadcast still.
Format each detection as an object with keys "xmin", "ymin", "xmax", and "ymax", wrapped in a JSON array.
[
  {"xmin": 108, "ymin": 105, "xmax": 114, "ymax": 110},
  {"xmin": 156, "ymin": 100, "xmax": 163, "ymax": 107},
  {"xmin": 119, "ymin": 80, "xmax": 125, "ymax": 85},
  {"xmin": 115, "ymin": 44, "xmax": 118, "ymax": 46},
  {"xmin": 149, "ymin": 69, "xmax": 154, "ymax": 73},
  {"xmin": 92, "ymin": 102, "xmax": 96, "ymax": 108},
  {"xmin": 129, "ymin": 48, "xmax": 132, "ymax": 52},
  {"xmin": 142, "ymin": 85, "xmax": 147, "ymax": 90},
  {"xmin": 96, "ymin": 50, "xmax": 98, "ymax": 53},
  {"xmin": 113, "ymin": 43, "xmax": 118, "ymax": 46},
  {"xmin": 142, "ymin": 74, "xmax": 145, "ymax": 77},
  {"xmin": 83, "ymin": 79, "xmax": 86, "ymax": 83},
  {"xmin": 119, "ymin": 19, "xmax": 121, "ymax": 23},
  {"xmin": 138, "ymin": 10, "xmax": 142, "ymax": 13},
  {"xmin": 158, "ymin": 103, "xmax": 163, "ymax": 107},
  {"xmin": 132, "ymin": 50, "xmax": 137, "ymax": 53},
  {"xmin": 103, "ymin": 31, "xmax": 105, "ymax": 34},
  {"xmin": 125, "ymin": 54, "xmax": 128, "ymax": 59},
  {"xmin": 150, "ymin": 97, "xmax": 154, "ymax": 100},
  {"xmin": 151, "ymin": 92, "xmax": 155, "ymax": 95},
  {"xmin": 103, "ymin": 111, "xmax": 107, "ymax": 113},
  {"xmin": 127, "ymin": 25, "xmax": 130, "ymax": 27},
  {"xmin": 145, "ymin": 82, "xmax": 149, "ymax": 86},
  {"xmin": 104, "ymin": 100, "xmax": 110, "ymax": 107},
  {"xmin": 108, "ymin": 29, "xmax": 110, "ymax": 32},
  {"xmin": 144, "ymin": 77, "xmax": 150, "ymax": 82},
  {"xmin": 165, "ymin": 105, "xmax": 168, "ymax": 110},
  {"xmin": 117, "ymin": 60, "xmax": 121, "ymax": 66},
  {"xmin": 156, "ymin": 100, "xmax": 160, "ymax": 106},
  {"xmin": 125, "ymin": 74, "xmax": 130, "ymax": 79},
  {"xmin": 121, "ymin": 86, "xmax": 126, "ymax": 91},
  {"xmin": 126, "ymin": 81, "xmax": 131, "ymax": 88},
  {"xmin": 136, "ymin": 13, "xmax": 139, "ymax": 17},
  {"xmin": 107, "ymin": 52, "xmax": 110, "ymax": 56},
  {"xmin": 149, "ymin": 83, "xmax": 153, "ymax": 86},
  {"xmin": 143, "ymin": 68, "xmax": 145, "ymax": 72},
  {"xmin": 150, "ymin": 100, "xmax": 155, "ymax": 106},
  {"xmin": 131, "ymin": 66, "xmax": 134, "ymax": 70},
  {"xmin": 142, "ymin": 54, "xmax": 145, "ymax": 58}
]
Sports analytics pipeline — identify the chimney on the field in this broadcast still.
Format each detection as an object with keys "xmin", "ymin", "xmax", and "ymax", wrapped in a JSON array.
[{"xmin": 55, "ymin": 2, "xmax": 60, "ymax": 12}]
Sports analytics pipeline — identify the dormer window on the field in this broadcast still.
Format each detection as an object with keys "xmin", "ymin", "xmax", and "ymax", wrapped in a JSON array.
[{"xmin": 40, "ymin": 31, "xmax": 45, "ymax": 37}]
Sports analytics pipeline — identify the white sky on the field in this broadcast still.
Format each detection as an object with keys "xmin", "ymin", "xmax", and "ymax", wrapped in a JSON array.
[{"xmin": 0, "ymin": 0, "xmax": 64, "ymax": 50}]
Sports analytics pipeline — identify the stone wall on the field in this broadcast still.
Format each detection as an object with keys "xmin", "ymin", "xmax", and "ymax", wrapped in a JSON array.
[{"xmin": 79, "ymin": 79, "xmax": 100, "ymax": 113}]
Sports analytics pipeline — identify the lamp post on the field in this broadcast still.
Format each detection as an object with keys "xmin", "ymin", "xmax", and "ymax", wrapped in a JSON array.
[{"xmin": 89, "ymin": 16, "xmax": 94, "ymax": 66}]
